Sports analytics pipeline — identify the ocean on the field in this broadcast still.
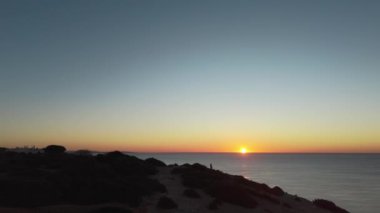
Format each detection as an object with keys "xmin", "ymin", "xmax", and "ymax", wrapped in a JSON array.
[{"xmin": 133, "ymin": 153, "xmax": 380, "ymax": 213}]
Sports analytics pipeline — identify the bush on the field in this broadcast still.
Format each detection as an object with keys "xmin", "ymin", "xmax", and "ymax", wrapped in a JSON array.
[
  {"xmin": 97, "ymin": 152, "xmax": 158, "ymax": 176},
  {"xmin": 0, "ymin": 148, "xmax": 167, "ymax": 208},
  {"xmin": 249, "ymin": 189, "xmax": 279, "ymax": 204},
  {"xmin": 145, "ymin": 158, "xmax": 166, "ymax": 167},
  {"xmin": 0, "ymin": 179, "xmax": 60, "ymax": 207},
  {"xmin": 208, "ymin": 180, "xmax": 258, "ymax": 208},
  {"xmin": 173, "ymin": 164, "xmax": 257, "ymax": 208},
  {"xmin": 74, "ymin": 149, "xmax": 92, "ymax": 156},
  {"xmin": 89, "ymin": 206, "xmax": 132, "ymax": 213},
  {"xmin": 271, "ymin": 186, "xmax": 285, "ymax": 196},
  {"xmin": 44, "ymin": 145, "xmax": 66, "ymax": 154},
  {"xmin": 105, "ymin": 151, "xmax": 125, "ymax": 158},
  {"xmin": 208, "ymin": 199, "xmax": 222, "ymax": 210},
  {"xmin": 313, "ymin": 199, "xmax": 349, "ymax": 213},
  {"xmin": 156, "ymin": 196, "xmax": 178, "ymax": 209},
  {"xmin": 183, "ymin": 188, "xmax": 201, "ymax": 198}
]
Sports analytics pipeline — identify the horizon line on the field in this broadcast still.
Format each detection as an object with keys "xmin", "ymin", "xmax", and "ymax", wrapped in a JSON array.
[
  {"xmin": 4, "ymin": 146, "xmax": 379, "ymax": 154},
  {"xmin": 101, "ymin": 151, "xmax": 380, "ymax": 154}
]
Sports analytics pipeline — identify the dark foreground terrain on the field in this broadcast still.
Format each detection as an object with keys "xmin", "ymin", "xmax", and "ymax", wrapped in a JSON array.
[{"xmin": 0, "ymin": 146, "xmax": 349, "ymax": 213}]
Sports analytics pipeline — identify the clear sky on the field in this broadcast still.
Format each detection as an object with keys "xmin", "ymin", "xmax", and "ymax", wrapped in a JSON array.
[{"xmin": 1, "ymin": 0, "xmax": 379, "ymax": 152}]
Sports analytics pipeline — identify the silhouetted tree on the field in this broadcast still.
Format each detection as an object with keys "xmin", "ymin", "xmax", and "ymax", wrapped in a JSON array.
[{"xmin": 43, "ymin": 145, "xmax": 66, "ymax": 154}]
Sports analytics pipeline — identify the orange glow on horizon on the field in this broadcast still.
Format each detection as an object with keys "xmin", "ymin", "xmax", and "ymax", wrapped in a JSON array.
[
  {"xmin": 240, "ymin": 147, "xmax": 247, "ymax": 154},
  {"xmin": 2, "ymin": 136, "xmax": 380, "ymax": 153}
]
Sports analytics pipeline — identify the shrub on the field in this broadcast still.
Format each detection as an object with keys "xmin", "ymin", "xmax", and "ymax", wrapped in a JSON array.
[
  {"xmin": 249, "ymin": 189, "xmax": 279, "ymax": 204},
  {"xmin": 0, "ymin": 179, "xmax": 60, "ymax": 207},
  {"xmin": 313, "ymin": 199, "xmax": 349, "ymax": 213},
  {"xmin": 145, "ymin": 158, "xmax": 166, "ymax": 167},
  {"xmin": 89, "ymin": 206, "xmax": 132, "ymax": 213},
  {"xmin": 207, "ymin": 180, "xmax": 258, "ymax": 208},
  {"xmin": 97, "ymin": 152, "xmax": 157, "ymax": 176},
  {"xmin": 173, "ymin": 164, "xmax": 258, "ymax": 208},
  {"xmin": 44, "ymin": 145, "xmax": 66, "ymax": 154},
  {"xmin": 74, "ymin": 149, "xmax": 92, "ymax": 156},
  {"xmin": 156, "ymin": 196, "xmax": 178, "ymax": 209},
  {"xmin": 271, "ymin": 186, "xmax": 285, "ymax": 196},
  {"xmin": 183, "ymin": 188, "xmax": 201, "ymax": 198},
  {"xmin": 0, "ymin": 147, "xmax": 167, "ymax": 208},
  {"xmin": 105, "ymin": 151, "xmax": 125, "ymax": 157},
  {"xmin": 208, "ymin": 199, "xmax": 222, "ymax": 210}
]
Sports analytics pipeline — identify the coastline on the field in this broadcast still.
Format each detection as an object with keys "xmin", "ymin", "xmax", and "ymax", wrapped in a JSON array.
[{"xmin": 0, "ymin": 147, "xmax": 349, "ymax": 213}]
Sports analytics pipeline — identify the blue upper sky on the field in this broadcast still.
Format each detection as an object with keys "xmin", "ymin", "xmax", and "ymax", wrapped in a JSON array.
[{"xmin": 1, "ymin": 0, "xmax": 379, "ymax": 152}]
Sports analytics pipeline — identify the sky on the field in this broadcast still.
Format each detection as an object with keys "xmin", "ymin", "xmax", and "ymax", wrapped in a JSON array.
[{"xmin": 1, "ymin": 0, "xmax": 379, "ymax": 152}]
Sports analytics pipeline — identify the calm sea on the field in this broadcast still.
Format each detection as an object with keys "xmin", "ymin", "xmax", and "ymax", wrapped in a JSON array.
[{"xmin": 132, "ymin": 153, "xmax": 380, "ymax": 213}]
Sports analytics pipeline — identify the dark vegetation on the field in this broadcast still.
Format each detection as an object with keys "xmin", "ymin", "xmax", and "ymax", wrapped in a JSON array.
[
  {"xmin": 208, "ymin": 199, "xmax": 222, "ymax": 210},
  {"xmin": 294, "ymin": 195, "xmax": 302, "ymax": 202},
  {"xmin": 173, "ymin": 163, "xmax": 349, "ymax": 212},
  {"xmin": 172, "ymin": 163, "xmax": 287, "ymax": 208},
  {"xmin": 89, "ymin": 206, "xmax": 133, "ymax": 213},
  {"xmin": 73, "ymin": 149, "xmax": 93, "ymax": 156},
  {"xmin": 271, "ymin": 186, "xmax": 285, "ymax": 196},
  {"xmin": 313, "ymin": 199, "xmax": 349, "ymax": 213},
  {"xmin": 0, "ymin": 145, "xmax": 350, "ymax": 212},
  {"xmin": 145, "ymin": 157, "xmax": 166, "ymax": 167},
  {"xmin": 0, "ymin": 146, "xmax": 166, "ymax": 208},
  {"xmin": 183, "ymin": 188, "xmax": 201, "ymax": 198},
  {"xmin": 43, "ymin": 145, "xmax": 66, "ymax": 154},
  {"xmin": 156, "ymin": 196, "xmax": 178, "ymax": 209}
]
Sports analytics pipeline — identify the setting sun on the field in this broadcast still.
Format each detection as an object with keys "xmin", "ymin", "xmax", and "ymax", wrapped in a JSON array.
[{"xmin": 240, "ymin": 147, "xmax": 247, "ymax": 154}]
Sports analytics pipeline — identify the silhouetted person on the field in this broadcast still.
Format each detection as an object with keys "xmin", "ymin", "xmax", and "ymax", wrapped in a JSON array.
[{"xmin": 210, "ymin": 163, "xmax": 213, "ymax": 170}]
